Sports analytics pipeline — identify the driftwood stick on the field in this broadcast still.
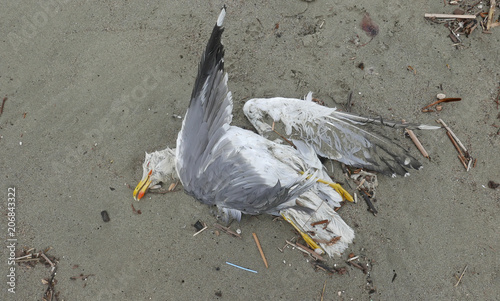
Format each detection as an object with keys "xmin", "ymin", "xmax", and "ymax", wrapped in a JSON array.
[
  {"xmin": 40, "ymin": 253, "xmax": 55, "ymax": 267},
  {"xmin": 446, "ymin": 131, "xmax": 466, "ymax": 159},
  {"xmin": 406, "ymin": 129, "xmax": 429, "ymax": 158},
  {"xmin": 437, "ymin": 119, "xmax": 468, "ymax": 155},
  {"xmin": 424, "ymin": 13, "xmax": 477, "ymax": 19},
  {"xmin": 213, "ymin": 223, "xmax": 242, "ymax": 238},
  {"xmin": 454, "ymin": 265, "xmax": 468, "ymax": 287},
  {"xmin": 285, "ymin": 240, "xmax": 326, "ymax": 261},
  {"xmin": 421, "ymin": 97, "xmax": 461, "ymax": 111},
  {"xmin": 486, "ymin": 0, "xmax": 496, "ymax": 31},
  {"xmin": 252, "ymin": 233, "xmax": 269, "ymax": 268}
]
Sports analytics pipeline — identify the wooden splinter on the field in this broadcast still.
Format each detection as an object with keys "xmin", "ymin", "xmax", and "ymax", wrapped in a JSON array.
[
  {"xmin": 405, "ymin": 129, "xmax": 430, "ymax": 158},
  {"xmin": 252, "ymin": 233, "xmax": 269, "ymax": 268}
]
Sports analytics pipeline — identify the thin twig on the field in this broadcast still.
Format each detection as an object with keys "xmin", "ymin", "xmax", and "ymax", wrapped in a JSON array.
[
  {"xmin": 347, "ymin": 260, "xmax": 367, "ymax": 274},
  {"xmin": 486, "ymin": 0, "xmax": 496, "ymax": 31},
  {"xmin": 193, "ymin": 222, "xmax": 208, "ymax": 236},
  {"xmin": 359, "ymin": 190, "xmax": 377, "ymax": 216},
  {"xmin": 70, "ymin": 274, "xmax": 95, "ymax": 280},
  {"xmin": 15, "ymin": 254, "xmax": 33, "ymax": 261},
  {"xmin": 40, "ymin": 253, "xmax": 55, "ymax": 267},
  {"xmin": 285, "ymin": 240, "xmax": 326, "ymax": 261},
  {"xmin": 347, "ymin": 255, "xmax": 360, "ymax": 262},
  {"xmin": 252, "ymin": 233, "xmax": 269, "ymax": 268},
  {"xmin": 0, "ymin": 97, "xmax": 7, "ymax": 116},
  {"xmin": 437, "ymin": 119, "xmax": 468, "ymax": 154},
  {"xmin": 320, "ymin": 279, "xmax": 327, "ymax": 301},
  {"xmin": 424, "ymin": 13, "xmax": 477, "ymax": 19},
  {"xmin": 421, "ymin": 97, "xmax": 461, "ymax": 112},
  {"xmin": 454, "ymin": 265, "xmax": 468, "ymax": 287},
  {"xmin": 213, "ymin": 223, "xmax": 242, "ymax": 238},
  {"xmin": 406, "ymin": 129, "xmax": 429, "ymax": 158}
]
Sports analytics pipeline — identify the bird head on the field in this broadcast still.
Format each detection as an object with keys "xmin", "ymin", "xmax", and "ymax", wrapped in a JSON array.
[{"xmin": 133, "ymin": 147, "xmax": 177, "ymax": 200}]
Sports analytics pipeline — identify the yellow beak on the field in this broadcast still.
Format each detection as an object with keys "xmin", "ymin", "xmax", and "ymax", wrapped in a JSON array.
[{"xmin": 133, "ymin": 170, "xmax": 152, "ymax": 201}]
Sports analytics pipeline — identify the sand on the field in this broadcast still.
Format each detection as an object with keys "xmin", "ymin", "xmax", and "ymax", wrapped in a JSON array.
[{"xmin": 1, "ymin": 0, "xmax": 499, "ymax": 300}]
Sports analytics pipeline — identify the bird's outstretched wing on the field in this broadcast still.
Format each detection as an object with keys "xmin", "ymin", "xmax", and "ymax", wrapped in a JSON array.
[
  {"xmin": 176, "ymin": 7, "xmax": 232, "ymax": 188},
  {"xmin": 243, "ymin": 92, "xmax": 439, "ymax": 176},
  {"xmin": 175, "ymin": 7, "xmax": 316, "ymax": 221}
]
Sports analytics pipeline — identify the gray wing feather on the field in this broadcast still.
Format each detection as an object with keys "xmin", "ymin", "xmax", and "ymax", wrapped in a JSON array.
[
  {"xmin": 243, "ymin": 96, "xmax": 436, "ymax": 176},
  {"xmin": 176, "ymin": 8, "xmax": 315, "ymax": 222}
]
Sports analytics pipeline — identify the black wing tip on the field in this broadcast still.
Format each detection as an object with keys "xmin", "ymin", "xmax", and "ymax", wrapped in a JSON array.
[{"xmin": 190, "ymin": 7, "xmax": 226, "ymax": 101}]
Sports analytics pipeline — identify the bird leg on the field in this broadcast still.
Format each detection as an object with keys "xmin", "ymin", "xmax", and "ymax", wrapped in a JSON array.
[
  {"xmin": 281, "ymin": 213, "xmax": 323, "ymax": 254},
  {"xmin": 300, "ymin": 172, "xmax": 354, "ymax": 202}
]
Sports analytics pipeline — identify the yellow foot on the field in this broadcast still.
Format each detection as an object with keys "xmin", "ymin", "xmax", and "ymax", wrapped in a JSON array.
[
  {"xmin": 325, "ymin": 182, "xmax": 354, "ymax": 203},
  {"xmin": 301, "ymin": 172, "xmax": 354, "ymax": 202},
  {"xmin": 281, "ymin": 213, "xmax": 323, "ymax": 253}
]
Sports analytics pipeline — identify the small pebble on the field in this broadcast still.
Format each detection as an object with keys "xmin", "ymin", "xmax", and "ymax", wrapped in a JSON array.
[
  {"xmin": 236, "ymin": 228, "xmax": 241, "ymax": 235},
  {"xmin": 437, "ymin": 93, "xmax": 446, "ymax": 100},
  {"xmin": 101, "ymin": 210, "xmax": 110, "ymax": 222},
  {"xmin": 436, "ymin": 105, "xmax": 443, "ymax": 111},
  {"xmin": 193, "ymin": 220, "xmax": 204, "ymax": 231}
]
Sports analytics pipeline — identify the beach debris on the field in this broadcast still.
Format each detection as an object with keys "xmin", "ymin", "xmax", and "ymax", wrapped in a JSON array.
[
  {"xmin": 311, "ymin": 219, "xmax": 329, "ymax": 230},
  {"xmin": 488, "ymin": 181, "xmax": 499, "ymax": 189},
  {"xmin": 15, "ymin": 247, "xmax": 60, "ymax": 300},
  {"xmin": 486, "ymin": 0, "xmax": 498, "ymax": 31},
  {"xmin": 70, "ymin": 273, "xmax": 95, "ymax": 281},
  {"xmin": 426, "ymin": 0, "xmax": 500, "ymax": 46},
  {"xmin": 347, "ymin": 260, "xmax": 368, "ymax": 274},
  {"xmin": 495, "ymin": 85, "xmax": 500, "ymax": 109},
  {"xmin": 193, "ymin": 220, "xmax": 204, "ymax": 231},
  {"xmin": 285, "ymin": 240, "xmax": 326, "ymax": 261},
  {"xmin": 361, "ymin": 13, "xmax": 379, "ymax": 38},
  {"xmin": 70, "ymin": 270, "xmax": 95, "ymax": 289},
  {"xmin": 347, "ymin": 253, "xmax": 359, "ymax": 262},
  {"xmin": 320, "ymin": 280, "xmax": 327, "ymax": 301},
  {"xmin": 421, "ymin": 96, "xmax": 461, "ymax": 112},
  {"xmin": 351, "ymin": 170, "xmax": 378, "ymax": 215},
  {"xmin": 353, "ymin": 13, "xmax": 379, "ymax": 47},
  {"xmin": 312, "ymin": 261, "xmax": 347, "ymax": 275},
  {"xmin": 437, "ymin": 119, "xmax": 473, "ymax": 171},
  {"xmin": 168, "ymin": 181, "xmax": 178, "ymax": 191},
  {"xmin": 405, "ymin": 129, "xmax": 430, "ymax": 159},
  {"xmin": 252, "ymin": 233, "xmax": 269, "ymax": 268},
  {"xmin": 351, "ymin": 170, "xmax": 378, "ymax": 195},
  {"xmin": 407, "ymin": 65, "xmax": 417, "ymax": 75},
  {"xmin": 392, "ymin": 270, "xmax": 398, "ymax": 282},
  {"xmin": 131, "ymin": 203, "xmax": 142, "ymax": 215},
  {"xmin": 424, "ymin": 13, "xmax": 477, "ymax": 19},
  {"xmin": 100, "ymin": 210, "xmax": 110, "ymax": 222},
  {"xmin": 454, "ymin": 264, "xmax": 468, "ymax": 287},
  {"xmin": 0, "ymin": 96, "xmax": 7, "ymax": 116},
  {"xmin": 345, "ymin": 252, "xmax": 369, "ymax": 274},
  {"xmin": 225, "ymin": 261, "xmax": 258, "ymax": 273},
  {"xmin": 193, "ymin": 220, "xmax": 208, "ymax": 236},
  {"xmin": 213, "ymin": 223, "xmax": 242, "ymax": 238},
  {"xmin": 360, "ymin": 190, "xmax": 378, "ymax": 216}
]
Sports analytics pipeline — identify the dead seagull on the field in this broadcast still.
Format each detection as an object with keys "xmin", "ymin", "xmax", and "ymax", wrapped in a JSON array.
[{"xmin": 133, "ymin": 7, "xmax": 436, "ymax": 257}]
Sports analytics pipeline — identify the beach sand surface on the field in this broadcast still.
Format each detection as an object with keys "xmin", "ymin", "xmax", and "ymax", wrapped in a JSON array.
[{"xmin": 1, "ymin": 1, "xmax": 499, "ymax": 300}]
